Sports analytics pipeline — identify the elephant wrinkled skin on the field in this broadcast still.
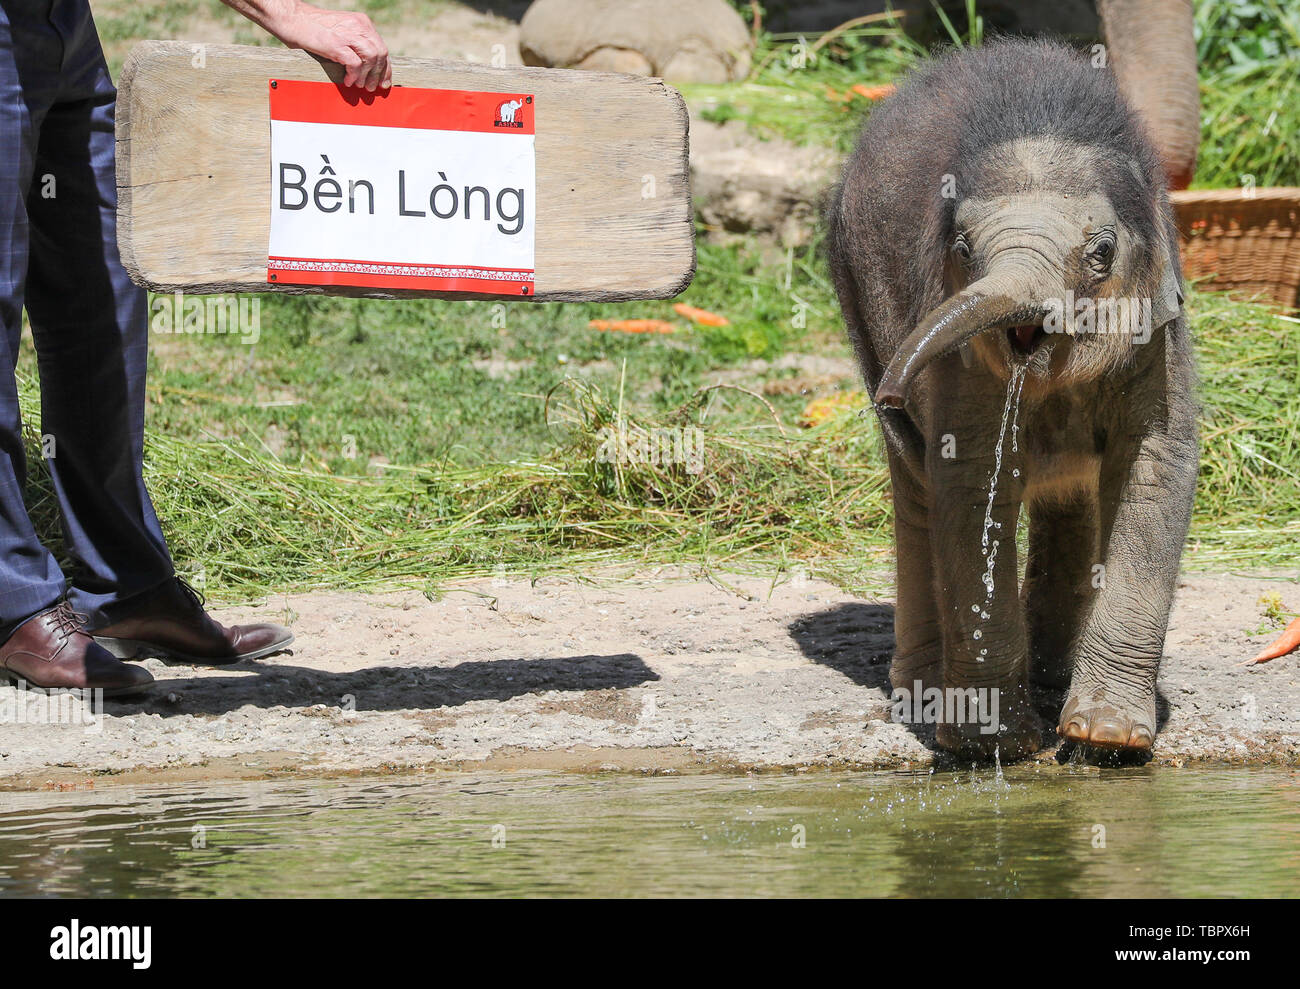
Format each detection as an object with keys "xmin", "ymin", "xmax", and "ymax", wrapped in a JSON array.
[{"xmin": 828, "ymin": 39, "xmax": 1198, "ymax": 760}]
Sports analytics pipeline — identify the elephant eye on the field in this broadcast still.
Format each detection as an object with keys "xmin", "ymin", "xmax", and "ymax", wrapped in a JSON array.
[
  {"xmin": 952, "ymin": 236, "xmax": 972, "ymax": 263},
  {"xmin": 1088, "ymin": 233, "xmax": 1117, "ymax": 270}
]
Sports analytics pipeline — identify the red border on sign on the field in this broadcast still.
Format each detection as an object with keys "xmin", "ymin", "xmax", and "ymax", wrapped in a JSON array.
[
  {"xmin": 268, "ymin": 256, "xmax": 535, "ymax": 295},
  {"xmin": 268, "ymin": 79, "xmax": 535, "ymax": 135}
]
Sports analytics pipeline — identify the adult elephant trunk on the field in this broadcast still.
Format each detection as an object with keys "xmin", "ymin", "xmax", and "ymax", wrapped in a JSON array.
[
  {"xmin": 874, "ymin": 269, "xmax": 1051, "ymax": 408},
  {"xmin": 1097, "ymin": 0, "xmax": 1200, "ymax": 190}
]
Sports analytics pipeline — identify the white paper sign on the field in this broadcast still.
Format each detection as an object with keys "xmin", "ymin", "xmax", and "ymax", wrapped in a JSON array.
[{"xmin": 267, "ymin": 81, "xmax": 536, "ymax": 295}]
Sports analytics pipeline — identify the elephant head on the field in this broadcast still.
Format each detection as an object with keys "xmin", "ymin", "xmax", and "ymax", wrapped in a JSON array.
[{"xmin": 874, "ymin": 136, "xmax": 1184, "ymax": 409}]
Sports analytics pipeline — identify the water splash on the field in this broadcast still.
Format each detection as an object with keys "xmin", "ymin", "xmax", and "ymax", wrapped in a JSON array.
[
  {"xmin": 973, "ymin": 365, "xmax": 1027, "ymax": 660},
  {"xmin": 979, "ymin": 365, "xmax": 1025, "ymax": 553}
]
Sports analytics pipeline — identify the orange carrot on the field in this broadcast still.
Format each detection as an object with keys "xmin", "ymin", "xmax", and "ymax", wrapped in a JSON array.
[
  {"xmin": 673, "ymin": 303, "xmax": 729, "ymax": 327},
  {"xmin": 825, "ymin": 86, "xmax": 851, "ymax": 104},
  {"xmin": 799, "ymin": 390, "xmax": 865, "ymax": 427},
  {"xmin": 850, "ymin": 83, "xmax": 896, "ymax": 101},
  {"xmin": 587, "ymin": 318, "xmax": 676, "ymax": 334},
  {"xmin": 1247, "ymin": 615, "xmax": 1300, "ymax": 664}
]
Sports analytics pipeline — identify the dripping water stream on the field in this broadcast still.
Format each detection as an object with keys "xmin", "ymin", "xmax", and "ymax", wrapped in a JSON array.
[{"xmin": 973, "ymin": 365, "xmax": 1027, "ymax": 661}]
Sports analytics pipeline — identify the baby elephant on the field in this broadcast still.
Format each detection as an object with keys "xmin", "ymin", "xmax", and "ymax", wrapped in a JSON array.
[{"xmin": 828, "ymin": 38, "xmax": 1197, "ymax": 758}]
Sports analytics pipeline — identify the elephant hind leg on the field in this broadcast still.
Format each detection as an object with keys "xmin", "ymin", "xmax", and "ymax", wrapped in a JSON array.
[{"xmin": 1022, "ymin": 491, "xmax": 1100, "ymax": 690}]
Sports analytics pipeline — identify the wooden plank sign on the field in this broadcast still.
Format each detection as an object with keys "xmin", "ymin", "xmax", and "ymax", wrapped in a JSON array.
[{"xmin": 116, "ymin": 41, "xmax": 695, "ymax": 301}]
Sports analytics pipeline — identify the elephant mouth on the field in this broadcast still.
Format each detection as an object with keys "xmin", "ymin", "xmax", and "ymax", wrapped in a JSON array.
[{"xmin": 1007, "ymin": 322, "xmax": 1047, "ymax": 357}]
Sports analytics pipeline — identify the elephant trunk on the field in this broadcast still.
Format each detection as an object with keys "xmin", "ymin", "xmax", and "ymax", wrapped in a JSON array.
[{"xmin": 874, "ymin": 271, "xmax": 1050, "ymax": 408}]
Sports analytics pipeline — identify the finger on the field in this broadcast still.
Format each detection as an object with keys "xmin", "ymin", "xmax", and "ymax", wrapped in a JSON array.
[
  {"xmin": 352, "ymin": 18, "xmax": 388, "ymax": 91},
  {"xmin": 344, "ymin": 41, "xmax": 378, "ymax": 92},
  {"xmin": 367, "ymin": 29, "xmax": 391, "ymax": 91},
  {"xmin": 338, "ymin": 27, "xmax": 378, "ymax": 90},
  {"xmin": 356, "ymin": 25, "xmax": 387, "ymax": 92},
  {"xmin": 331, "ymin": 44, "xmax": 363, "ymax": 87},
  {"xmin": 363, "ymin": 50, "xmax": 388, "ymax": 92},
  {"xmin": 362, "ymin": 52, "xmax": 390, "ymax": 93}
]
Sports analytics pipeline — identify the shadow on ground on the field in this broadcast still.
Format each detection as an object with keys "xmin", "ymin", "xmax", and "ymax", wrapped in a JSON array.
[{"xmin": 109, "ymin": 653, "xmax": 659, "ymax": 718}]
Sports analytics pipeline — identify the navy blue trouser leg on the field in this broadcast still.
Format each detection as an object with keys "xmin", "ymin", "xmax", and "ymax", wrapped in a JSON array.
[{"xmin": 0, "ymin": 0, "xmax": 174, "ymax": 635}]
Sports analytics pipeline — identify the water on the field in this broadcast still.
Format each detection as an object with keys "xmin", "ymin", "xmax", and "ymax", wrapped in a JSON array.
[
  {"xmin": 976, "ymin": 364, "xmax": 1027, "ymax": 660},
  {"xmin": 0, "ymin": 767, "xmax": 1294, "ymax": 897}
]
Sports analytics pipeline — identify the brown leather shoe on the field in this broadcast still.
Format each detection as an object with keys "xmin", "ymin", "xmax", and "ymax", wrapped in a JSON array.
[
  {"xmin": 0, "ymin": 602, "xmax": 155, "ymax": 696},
  {"xmin": 91, "ymin": 578, "xmax": 294, "ymax": 666}
]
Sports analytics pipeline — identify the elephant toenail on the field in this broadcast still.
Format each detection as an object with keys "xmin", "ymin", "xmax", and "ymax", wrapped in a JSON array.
[
  {"xmin": 1090, "ymin": 718, "xmax": 1129, "ymax": 746},
  {"xmin": 1061, "ymin": 716, "xmax": 1088, "ymax": 741},
  {"xmin": 1128, "ymin": 726, "xmax": 1153, "ymax": 749}
]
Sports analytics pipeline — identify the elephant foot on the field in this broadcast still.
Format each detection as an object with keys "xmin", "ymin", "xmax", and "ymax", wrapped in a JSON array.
[
  {"xmin": 1057, "ymin": 691, "xmax": 1155, "ymax": 751},
  {"xmin": 889, "ymin": 650, "xmax": 942, "ymax": 695},
  {"xmin": 934, "ymin": 684, "xmax": 1044, "ymax": 761},
  {"xmin": 936, "ymin": 717, "xmax": 1044, "ymax": 761}
]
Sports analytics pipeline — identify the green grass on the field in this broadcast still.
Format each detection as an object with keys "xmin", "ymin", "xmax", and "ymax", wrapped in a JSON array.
[
  {"xmin": 679, "ymin": 15, "xmax": 922, "ymax": 157},
  {"xmin": 18, "ymin": 261, "xmax": 1300, "ymax": 600},
  {"xmin": 1192, "ymin": 0, "xmax": 1300, "ymax": 189},
  {"xmin": 132, "ymin": 234, "xmax": 847, "ymax": 475},
  {"xmin": 32, "ymin": 0, "xmax": 1296, "ymax": 602}
]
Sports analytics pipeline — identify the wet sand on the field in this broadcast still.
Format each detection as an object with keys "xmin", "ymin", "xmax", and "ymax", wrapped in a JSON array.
[{"xmin": 1, "ymin": 572, "xmax": 1296, "ymax": 790}]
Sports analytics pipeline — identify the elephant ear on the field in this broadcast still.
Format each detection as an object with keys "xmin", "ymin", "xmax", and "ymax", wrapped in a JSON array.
[{"xmin": 1150, "ymin": 238, "xmax": 1185, "ymax": 331}]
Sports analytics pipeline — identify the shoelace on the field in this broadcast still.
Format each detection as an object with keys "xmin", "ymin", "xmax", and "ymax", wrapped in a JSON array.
[
  {"xmin": 49, "ymin": 602, "xmax": 89, "ymax": 640},
  {"xmin": 176, "ymin": 577, "xmax": 208, "ymax": 614}
]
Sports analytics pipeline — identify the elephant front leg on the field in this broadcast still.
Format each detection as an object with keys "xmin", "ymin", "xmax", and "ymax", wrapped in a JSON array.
[
  {"xmin": 887, "ymin": 456, "xmax": 943, "ymax": 697},
  {"xmin": 1059, "ymin": 426, "xmax": 1196, "ymax": 752},
  {"xmin": 930, "ymin": 471, "xmax": 1041, "ymax": 759}
]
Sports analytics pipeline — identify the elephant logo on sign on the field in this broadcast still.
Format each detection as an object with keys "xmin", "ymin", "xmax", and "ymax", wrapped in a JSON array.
[{"xmin": 497, "ymin": 99, "xmax": 524, "ymax": 126}]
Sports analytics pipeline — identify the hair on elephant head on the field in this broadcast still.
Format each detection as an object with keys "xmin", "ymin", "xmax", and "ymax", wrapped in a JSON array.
[{"xmin": 829, "ymin": 38, "xmax": 1197, "ymax": 761}]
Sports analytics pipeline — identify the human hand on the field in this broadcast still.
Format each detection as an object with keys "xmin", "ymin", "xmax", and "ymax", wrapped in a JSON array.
[{"xmin": 228, "ymin": 2, "xmax": 391, "ymax": 90}]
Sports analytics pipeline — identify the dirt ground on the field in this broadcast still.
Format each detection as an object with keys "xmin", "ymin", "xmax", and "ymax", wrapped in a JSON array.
[{"xmin": 1, "ymin": 571, "xmax": 1296, "ymax": 789}]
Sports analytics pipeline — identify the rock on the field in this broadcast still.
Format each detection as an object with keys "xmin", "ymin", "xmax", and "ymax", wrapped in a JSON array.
[
  {"xmin": 361, "ymin": 3, "xmax": 524, "ymax": 65},
  {"xmin": 689, "ymin": 112, "xmax": 837, "ymax": 246},
  {"xmin": 518, "ymin": 0, "xmax": 753, "ymax": 83}
]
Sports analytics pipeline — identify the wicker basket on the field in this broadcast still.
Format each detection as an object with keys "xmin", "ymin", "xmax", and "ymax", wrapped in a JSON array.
[{"xmin": 1171, "ymin": 187, "xmax": 1300, "ymax": 312}]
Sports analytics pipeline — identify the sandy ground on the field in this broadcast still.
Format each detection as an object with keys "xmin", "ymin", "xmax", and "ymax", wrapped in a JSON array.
[{"xmin": 1, "ymin": 572, "xmax": 1296, "ymax": 789}]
